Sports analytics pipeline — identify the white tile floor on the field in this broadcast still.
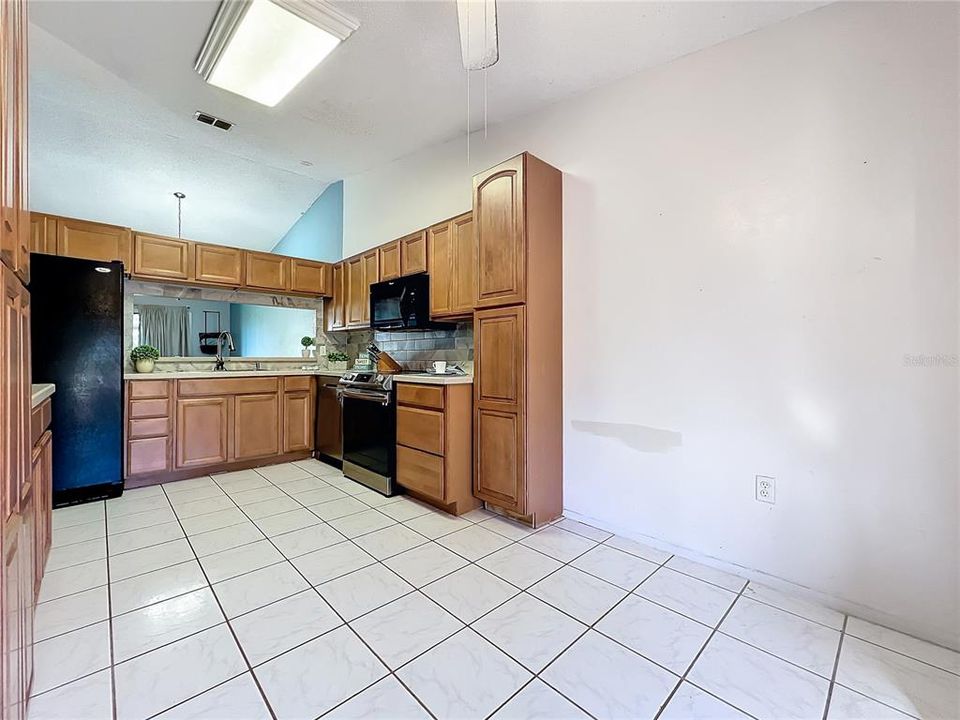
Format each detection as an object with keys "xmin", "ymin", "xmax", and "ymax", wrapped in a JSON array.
[{"xmin": 27, "ymin": 459, "xmax": 959, "ymax": 720}]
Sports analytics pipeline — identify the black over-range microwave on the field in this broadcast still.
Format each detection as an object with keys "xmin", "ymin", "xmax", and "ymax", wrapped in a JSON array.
[{"xmin": 369, "ymin": 273, "xmax": 452, "ymax": 331}]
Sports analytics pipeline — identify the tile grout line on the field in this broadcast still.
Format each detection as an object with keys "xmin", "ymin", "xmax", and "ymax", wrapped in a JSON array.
[
  {"xmin": 156, "ymin": 481, "xmax": 281, "ymax": 720},
  {"xmin": 47, "ymin": 463, "xmax": 945, "ymax": 719},
  {"xmin": 821, "ymin": 615, "xmax": 849, "ymax": 720},
  {"xmin": 214, "ymin": 467, "xmax": 442, "ymax": 720},
  {"xmin": 651, "ymin": 582, "xmax": 753, "ymax": 720},
  {"xmin": 104, "ymin": 503, "xmax": 119, "ymax": 720},
  {"xmin": 250, "ymin": 466, "xmax": 448, "ymax": 720}
]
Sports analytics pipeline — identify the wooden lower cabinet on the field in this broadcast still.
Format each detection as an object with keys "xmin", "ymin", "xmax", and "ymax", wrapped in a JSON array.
[
  {"xmin": 176, "ymin": 397, "xmax": 229, "ymax": 468},
  {"xmin": 283, "ymin": 378, "xmax": 314, "ymax": 454},
  {"xmin": 234, "ymin": 394, "xmax": 281, "ymax": 460},
  {"xmin": 127, "ymin": 375, "xmax": 314, "ymax": 483},
  {"xmin": 396, "ymin": 382, "xmax": 478, "ymax": 516},
  {"xmin": 474, "ymin": 408, "xmax": 523, "ymax": 512}
]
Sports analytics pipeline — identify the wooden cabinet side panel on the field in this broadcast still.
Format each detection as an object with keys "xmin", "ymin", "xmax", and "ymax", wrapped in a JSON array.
[
  {"xmin": 521, "ymin": 154, "xmax": 564, "ymax": 524},
  {"xmin": 29, "ymin": 213, "xmax": 55, "ymax": 255},
  {"xmin": 443, "ymin": 384, "xmax": 479, "ymax": 513}
]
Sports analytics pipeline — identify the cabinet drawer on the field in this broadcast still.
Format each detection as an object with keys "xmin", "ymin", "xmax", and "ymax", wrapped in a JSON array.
[
  {"xmin": 128, "ymin": 417, "xmax": 170, "ymax": 439},
  {"xmin": 31, "ymin": 399, "xmax": 51, "ymax": 446},
  {"xmin": 397, "ymin": 406, "xmax": 444, "ymax": 456},
  {"xmin": 128, "ymin": 398, "xmax": 170, "ymax": 419},
  {"xmin": 127, "ymin": 436, "xmax": 170, "ymax": 476},
  {"xmin": 396, "ymin": 384, "xmax": 444, "ymax": 410},
  {"xmin": 283, "ymin": 376, "xmax": 312, "ymax": 392},
  {"xmin": 396, "ymin": 446, "xmax": 444, "ymax": 501},
  {"xmin": 177, "ymin": 377, "xmax": 279, "ymax": 396},
  {"xmin": 128, "ymin": 380, "xmax": 170, "ymax": 399}
]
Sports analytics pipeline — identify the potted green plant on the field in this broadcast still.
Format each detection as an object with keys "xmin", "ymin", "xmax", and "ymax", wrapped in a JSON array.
[
  {"xmin": 327, "ymin": 351, "xmax": 349, "ymax": 372},
  {"xmin": 300, "ymin": 336, "xmax": 315, "ymax": 358},
  {"xmin": 130, "ymin": 344, "xmax": 160, "ymax": 373}
]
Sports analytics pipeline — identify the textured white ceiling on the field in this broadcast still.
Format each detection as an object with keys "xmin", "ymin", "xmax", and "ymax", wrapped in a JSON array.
[{"xmin": 29, "ymin": 0, "xmax": 825, "ymax": 250}]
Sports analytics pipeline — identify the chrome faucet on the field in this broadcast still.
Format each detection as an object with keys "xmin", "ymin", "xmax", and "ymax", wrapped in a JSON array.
[{"xmin": 214, "ymin": 331, "xmax": 235, "ymax": 371}]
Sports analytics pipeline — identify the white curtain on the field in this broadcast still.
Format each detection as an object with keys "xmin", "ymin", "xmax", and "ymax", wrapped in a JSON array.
[{"xmin": 138, "ymin": 305, "xmax": 190, "ymax": 356}]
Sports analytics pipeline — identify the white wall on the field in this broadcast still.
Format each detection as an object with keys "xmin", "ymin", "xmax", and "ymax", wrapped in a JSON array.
[{"xmin": 343, "ymin": 2, "xmax": 959, "ymax": 647}]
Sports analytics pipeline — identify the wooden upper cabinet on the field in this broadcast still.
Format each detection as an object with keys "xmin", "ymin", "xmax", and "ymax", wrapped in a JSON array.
[
  {"xmin": 428, "ymin": 212, "xmax": 474, "ymax": 320},
  {"xmin": 451, "ymin": 212, "xmax": 475, "ymax": 315},
  {"xmin": 56, "ymin": 217, "xmax": 132, "ymax": 268},
  {"xmin": 233, "ymin": 393, "xmax": 281, "ymax": 460},
  {"xmin": 327, "ymin": 261, "xmax": 345, "ymax": 331},
  {"xmin": 195, "ymin": 244, "xmax": 243, "ymax": 286},
  {"xmin": 245, "ymin": 251, "xmax": 289, "ymax": 292},
  {"xmin": 474, "ymin": 155, "xmax": 525, "ymax": 308},
  {"xmin": 29, "ymin": 213, "xmax": 55, "ymax": 255},
  {"xmin": 378, "ymin": 240, "xmax": 401, "ymax": 281},
  {"xmin": 345, "ymin": 249, "xmax": 377, "ymax": 328},
  {"xmin": 345, "ymin": 255, "xmax": 364, "ymax": 328},
  {"xmin": 428, "ymin": 221, "xmax": 453, "ymax": 317},
  {"xmin": 400, "ymin": 230, "xmax": 428, "ymax": 276},
  {"xmin": 360, "ymin": 250, "xmax": 378, "ymax": 325},
  {"xmin": 175, "ymin": 397, "xmax": 228, "ymax": 468},
  {"xmin": 132, "ymin": 233, "xmax": 191, "ymax": 281},
  {"xmin": 289, "ymin": 258, "xmax": 330, "ymax": 296}
]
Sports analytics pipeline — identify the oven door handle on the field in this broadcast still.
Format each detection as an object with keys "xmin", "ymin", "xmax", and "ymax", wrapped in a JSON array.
[{"xmin": 337, "ymin": 387, "xmax": 392, "ymax": 406}]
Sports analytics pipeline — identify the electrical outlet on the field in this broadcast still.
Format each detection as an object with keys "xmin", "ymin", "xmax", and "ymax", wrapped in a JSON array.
[
  {"xmin": 756, "ymin": 475, "xmax": 776, "ymax": 504},
  {"xmin": 316, "ymin": 345, "xmax": 327, "ymax": 357}
]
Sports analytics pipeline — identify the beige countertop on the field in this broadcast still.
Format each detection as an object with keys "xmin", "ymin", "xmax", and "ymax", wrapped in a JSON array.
[
  {"xmin": 124, "ymin": 369, "xmax": 345, "ymax": 381},
  {"xmin": 392, "ymin": 373, "xmax": 473, "ymax": 385},
  {"xmin": 31, "ymin": 383, "xmax": 56, "ymax": 408},
  {"xmin": 124, "ymin": 370, "xmax": 473, "ymax": 384}
]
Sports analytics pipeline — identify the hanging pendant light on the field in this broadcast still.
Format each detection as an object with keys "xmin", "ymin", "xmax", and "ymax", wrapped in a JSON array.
[{"xmin": 173, "ymin": 192, "xmax": 186, "ymax": 238}]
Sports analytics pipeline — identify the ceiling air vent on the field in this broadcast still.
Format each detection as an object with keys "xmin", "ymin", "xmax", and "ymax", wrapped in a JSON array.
[{"xmin": 194, "ymin": 111, "xmax": 233, "ymax": 131}]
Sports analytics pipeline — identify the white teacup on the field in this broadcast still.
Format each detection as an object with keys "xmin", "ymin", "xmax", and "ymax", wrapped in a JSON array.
[{"xmin": 432, "ymin": 361, "xmax": 447, "ymax": 374}]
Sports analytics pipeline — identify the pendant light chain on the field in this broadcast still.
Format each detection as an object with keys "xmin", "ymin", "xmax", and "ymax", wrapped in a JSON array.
[{"xmin": 174, "ymin": 191, "xmax": 186, "ymax": 239}]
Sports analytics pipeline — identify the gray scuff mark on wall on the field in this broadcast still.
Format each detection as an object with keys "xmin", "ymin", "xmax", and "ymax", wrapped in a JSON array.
[{"xmin": 571, "ymin": 420, "xmax": 682, "ymax": 454}]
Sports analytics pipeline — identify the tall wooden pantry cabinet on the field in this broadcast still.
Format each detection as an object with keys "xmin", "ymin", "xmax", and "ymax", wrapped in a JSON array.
[
  {"xmin": 2, "ymin": 2, "xmax": 52, "ymax": 718},
  {"xmin": 472, "ymin": 153, "xmax": 563, "ymax": 526}
]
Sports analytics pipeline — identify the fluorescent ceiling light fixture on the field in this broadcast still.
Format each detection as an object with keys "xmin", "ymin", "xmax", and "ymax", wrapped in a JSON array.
[
  {"xmin": 196, "ymin": 0, "xmax": 359, "ymax": 107},
  {"xmin": 457, "ymin": 0, "xmax": 498, "ymax": 70}
]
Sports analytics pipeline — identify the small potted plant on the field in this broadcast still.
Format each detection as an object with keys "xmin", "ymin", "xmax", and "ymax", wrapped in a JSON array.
[
  {"xmin": 130, "ymin": 344, "xmax": 160, "ymax": 373},
  {"xmin": 300, "ymin": 336, "xmax": 315, "ymax": 358},
  {"xmin": 327, "ymin": 351, "xmax": 349, "ymax": 372}
]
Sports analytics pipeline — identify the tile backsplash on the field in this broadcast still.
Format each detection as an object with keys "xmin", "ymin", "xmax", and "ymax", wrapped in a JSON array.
[{"xmin": 317, "ymin": 323, "xmax": 473, "ymax": 372}]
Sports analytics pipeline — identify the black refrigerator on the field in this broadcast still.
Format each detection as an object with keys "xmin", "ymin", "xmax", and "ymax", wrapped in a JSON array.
[{"xmin": 30, "ymin": 254, "xmax": 125, "ymax": 506}]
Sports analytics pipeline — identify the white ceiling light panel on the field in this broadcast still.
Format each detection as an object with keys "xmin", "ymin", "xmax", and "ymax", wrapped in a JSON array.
[{"xmin": 196, "ymin": 0, "xmax": 359, "ymax": 107}]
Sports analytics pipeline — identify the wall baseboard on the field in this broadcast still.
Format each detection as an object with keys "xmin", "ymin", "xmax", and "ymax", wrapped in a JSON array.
[{"xmin": 562, "ymin": 508, "xmax": 960, "ymax": 653}]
